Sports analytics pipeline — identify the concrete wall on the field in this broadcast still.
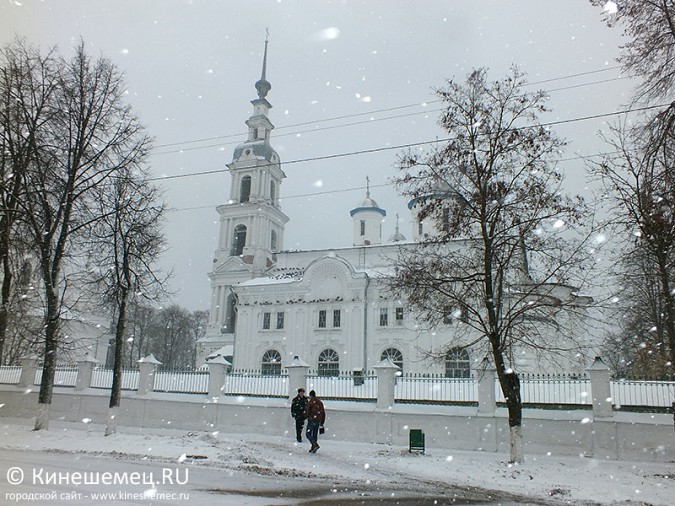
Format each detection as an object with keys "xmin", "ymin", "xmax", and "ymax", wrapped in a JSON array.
[{"xmin": 1, "ymin": 385, "xmax": 672, "ymax": 463}]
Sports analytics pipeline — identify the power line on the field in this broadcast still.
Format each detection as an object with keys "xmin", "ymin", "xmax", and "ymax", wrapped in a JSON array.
[
  {"xmin": 152, "ymin": 65, "xmax": 626, "ymax": 153},
  {"xmin": 151, "ymin": 102, "xmax": 665, "ymax": 185}
]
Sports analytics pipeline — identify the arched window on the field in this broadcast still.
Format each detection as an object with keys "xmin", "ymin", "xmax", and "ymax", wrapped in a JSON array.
[
  {"xmin": 221, "ymin": 294, "xmax": 237, "ymax": 333},
  {"xmin": 271, "ymin": 230, "xmax": 278, "ymax": 252},
  {"xmin": 261, "ymin": 349, "xmax": 282, "ymax": 375},
  {"xmin": 445, "ymin": 348, "xmax": 471, "ymax": 378},
  {"xmin": 240, "ymin": 176, "xmax": 251, "ymax": 203},
  {"xmin": 381, "ymin": 348, "xmax": 403, "ymax": 371},
  {"xmin": 318, "ymin": 348, "xmax": 339, "ymax": 377},
  {"xmin": 231, "ymin": 225, "xmax": 246, "ymax": 256},
  {"xmin": 270, "ymin": 180, "xmax": 276, "ymax": 204}
]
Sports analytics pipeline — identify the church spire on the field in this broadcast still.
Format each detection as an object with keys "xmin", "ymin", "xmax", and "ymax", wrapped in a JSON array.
[{"xmin": 255, "ymin": 31, "xmax": 272, "ymax": 99}]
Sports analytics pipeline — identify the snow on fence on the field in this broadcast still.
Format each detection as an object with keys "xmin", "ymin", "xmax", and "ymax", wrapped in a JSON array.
[
  {"xmin": 222, "ymin": 370, "xmax": 288, "ymax": 397},
  {"xmin": 154, "ymin": 369, "xmax": 209, "ymax": 394},
  {"xmin": 90, "ymin": 367, "xmax": 140, "ymax": 390},
  {"xmin": 611, "ymin": 379, "xmax": 675, "ymax": 408},
  {"xmin": 395, "ymin": 374, "xmax": 476, "ymax": 404},
  {"xmin": 34, "ymin": 365, "xmax": 78, "ymax": 388}
]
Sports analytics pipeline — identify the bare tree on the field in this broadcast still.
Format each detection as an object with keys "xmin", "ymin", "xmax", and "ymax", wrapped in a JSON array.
[
  {"xmin": 17, "ymin": 42, "xmax": 151, "ymax": 430},
  {"xmin": 148, "ymin": 305, "xmax": 200, "ymax": 370},
  {"xmin": 593, "ymin": 112, "xmax": 675, "ymax": 378},
  {"xmin": 124, "ymin": 301, "xmax": 157, "ymax": 367},
  {"xmin": 0, "ymin": 39, "xmax": 57, "ymax": 364},
  {"xmin": 602, "ymin": 246, "xmax": 673, "ymax": 378},
  {"xmin": 389, "ymin": 67, "xmax": 592, "ymax": 463},
  {"xmin": 591, "ymin": 0, "xmax": 675, "ymax": 104},
  {"xmin": 80, "ymin": 165, "xmax": 167, "ymax": 436}
]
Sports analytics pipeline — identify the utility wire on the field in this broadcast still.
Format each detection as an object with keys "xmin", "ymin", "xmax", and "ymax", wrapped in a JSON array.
[
  {"xmin": 151, "ymin": 102, "xmax": 666, "ymax": 185},
  {"xmin": 153, "ymin": 65, "xmax": 626, "ymax": 152}
]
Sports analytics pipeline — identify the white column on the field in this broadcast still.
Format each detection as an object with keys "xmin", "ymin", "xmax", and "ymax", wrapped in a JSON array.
[
  {"xmin": 137, "ymin": 354, "xmax": 162, "ymax": 395},
  {"xmin": 373, "ymin": 358, "xmax": 399, "ymax": 409}
]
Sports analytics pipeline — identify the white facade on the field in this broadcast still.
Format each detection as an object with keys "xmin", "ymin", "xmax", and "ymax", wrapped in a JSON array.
[{"xmin": 197, "ymin": 47, "xmax": 593, "ymax": 376}]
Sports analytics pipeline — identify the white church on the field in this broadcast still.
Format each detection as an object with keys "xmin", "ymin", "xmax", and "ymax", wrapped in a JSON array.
[{"xmin": 196, "ymin": 43, "xmax": 592, "ymax": 377}]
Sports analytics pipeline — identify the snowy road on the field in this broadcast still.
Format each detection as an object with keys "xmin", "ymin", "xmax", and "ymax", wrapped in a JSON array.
[{"xmin": 0, "ymin": 447, "xmax": 534, "ymax": 505}]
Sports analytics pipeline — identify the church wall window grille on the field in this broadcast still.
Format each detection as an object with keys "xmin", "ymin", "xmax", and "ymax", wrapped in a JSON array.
[
  {"xmin": 442, "ymin": 208, "xmax": 450, "ymax": 232},
  {"xmin": 418, "ymin": 221, "xmax": 423, "ymax": 236},
  {"xmin": 360, "ymin": 220, "xmax": 366, "ymax": 236},
  {"xmin": 333, "ymin": 309, "xmax": 341, "ymax": 328},
  {"xmin": 318, "ymin": 310, "xmax": 327, "ymax": 328},
  {"xmin": 443, "ymin": 305, "xmax": 468, "ymax": 324},
  {"xmin": 381, "ymin": 348, "xmax": 403, "ymax": 371},
  {"xmin": 231, "ymin": 225, "xmax": 247, "ymax": 256},
  {"xmin": 318, "ymin": 348, "xmax": 339, "ymax": 377},
  {"xmin": 276, "ymin": 311, "xmax": 285, "ymax": 330},
  {"xmin": 261, "ymin": 349, "xmax": 282, "ymax": 375},
  {"xmin": 271, "ymin": 230, "xmax": 277, "ymax": 252},
  {"xmin": 445, "ymin": 348, "xmax": 470, "ymax": 378},
  {"xmin": 262, "ymin": 312, "xmax": 271, "ymax": 330},
  {"xmin": 395, "ymin": 307, "xmax": 404, "ymax": 326},
  {"xmin": 379, "ymin": 308, "xmax": 389, "ymax": 326}
]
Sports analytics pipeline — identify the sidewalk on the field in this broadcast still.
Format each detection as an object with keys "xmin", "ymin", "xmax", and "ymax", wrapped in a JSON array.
[{"xmin": 0, "ymin": 416, "xmax": 673, "ymax": 505}]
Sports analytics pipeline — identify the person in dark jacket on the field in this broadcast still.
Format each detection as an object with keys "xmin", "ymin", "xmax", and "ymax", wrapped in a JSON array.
[
  {"xmin": 305, "ymin": 389, "xmax": 326, "ymax": 453},
  {"xmin": 290, "ymin": 388, "xmax": 308, "ymax": 442}
]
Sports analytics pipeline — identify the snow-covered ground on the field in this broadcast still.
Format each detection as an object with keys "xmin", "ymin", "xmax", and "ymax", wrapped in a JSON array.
[{"xmin": 0, "ymin": 416, "xmax": 673, "ymax": 505}]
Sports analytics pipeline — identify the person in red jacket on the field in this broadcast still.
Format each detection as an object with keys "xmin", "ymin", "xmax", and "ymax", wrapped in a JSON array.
[{"xmin": 304, "ymin": 390, "xmax": 325, "ymax": 453}]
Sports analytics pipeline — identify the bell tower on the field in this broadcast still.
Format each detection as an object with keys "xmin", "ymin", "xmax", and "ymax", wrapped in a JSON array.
[{"xmin": 202, "ymin": 37, "xmax": 289, "ymax": 352}]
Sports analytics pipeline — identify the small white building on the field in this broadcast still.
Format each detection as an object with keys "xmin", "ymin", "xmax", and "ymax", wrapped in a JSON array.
[{"xmin": 197, "ymin": 44, "xmax": 593, "ymax": 376}]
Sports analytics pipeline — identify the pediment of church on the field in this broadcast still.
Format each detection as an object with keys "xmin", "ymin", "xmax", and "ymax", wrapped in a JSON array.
[
  {"xmin": 212, "ymin": 256, "xmax": 253, "ymax": 275},
  {"xmin": 302, "ymin": 255, "xmax": 365, "ymax": 301}
]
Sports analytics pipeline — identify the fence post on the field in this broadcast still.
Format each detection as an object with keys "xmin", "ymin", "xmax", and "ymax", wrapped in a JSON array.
[
  {"xmin": 75, "ymin": 353, "xmax": 99, "ymax": 391},
  {"xmin": 476, "ymin": 357, "xmax": 496, "ymax": 415},
  {"xmin": 206, "ymin": 355, "xmax": 232, "ymax": 398},
  {"xmin": 137, "ymin": 354, "xmax": 161, "ymax": 395},
  {"xmin": 373, "ymin": 357, "xmax": 399, "ymax": 409},
  {"xmin": 285, "ymin": 356, "xmax": 310, "ymax": 400},
  {"xmin": 587, "ymin": 356, "xmax": 613, "ymax": 419},
  {"xmin": 18, "ymin": 354, "xmax": 39, "ymax": 388}
]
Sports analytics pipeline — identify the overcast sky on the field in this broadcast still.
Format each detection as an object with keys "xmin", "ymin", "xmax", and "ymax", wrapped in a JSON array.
[{"xmin": 1, "ymin": 0, "xmax": 634, "ymax": 311}]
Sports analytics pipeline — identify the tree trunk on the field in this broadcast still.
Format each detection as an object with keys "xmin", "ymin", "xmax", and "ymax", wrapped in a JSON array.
[
  {"xmin": 34, "ymin": 289, "xmax": 59, "ymax": 431},
  {"xmin": 493, "ymin": 346, "xmax": 523, "ymax": 463},
  {"xmin": 106, "ymin": 289, "xmax": 128, "ymax": 436},
  {"xmin": 104, "ymin": 406, "xmax": 118, "ymax": 437},
  {"xmin": 0, "ymin": 258, "xmax": 11, "ymax": 365}
]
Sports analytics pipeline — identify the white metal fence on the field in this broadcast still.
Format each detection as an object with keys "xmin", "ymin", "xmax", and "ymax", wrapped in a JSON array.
[
  {"xmin": 307, "ymin": 374, "xmax": 378, "ymax": 400},
  {"xmin": 222, "ymin": 371, "xmax": 288, "ymax": 397},
  {"xmin": 90, "ymin": 368, "xmax": 140, "ymax": 390},
  {"xmin": 1, "ymin": 365, "xmax": 673, "ymax": 410},
  {"xmin": 496, "ymin": 374, "xmax": 591, "ymax": 406},
  {"xmin": 34, "ymin": 366, "xmax": 78, "ymax": 388},
  {"xmin": 154, "ymin": 370, "xmax": 209, "ymax": 394},
  {"xmin": 395, "ymin": 375, "xmax": 476, "ymax": 403},
  {"xmin": 611, "ymin": 379, "xmax": 675, "ymax": 408},
  {"xmin": 0, "ymin": 365, "xmax": 21, "ymax": 384}
]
